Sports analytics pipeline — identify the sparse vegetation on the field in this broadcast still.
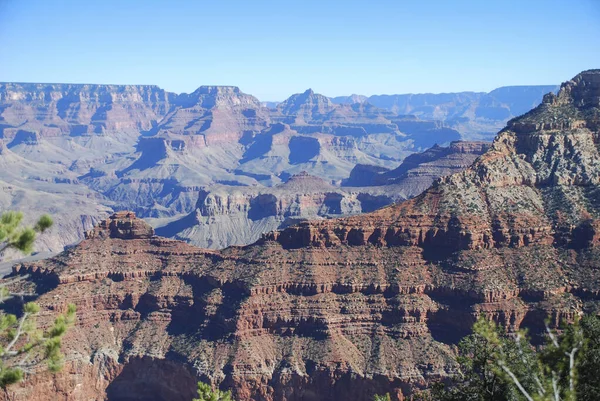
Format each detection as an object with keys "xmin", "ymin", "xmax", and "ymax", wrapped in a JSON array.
[{"xmin": 193, "ymin": 381, "xmax": 234, "ymax": 401}]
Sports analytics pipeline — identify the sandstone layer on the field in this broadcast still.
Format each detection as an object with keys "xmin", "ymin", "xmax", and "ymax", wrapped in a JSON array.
[
  {"xmin": 0, "ymin": 83, "xmax": 467, "ymax": 257},
  {"xmin": 155, "ymin": 140, "xmax": 487, "ymax": 250},
  {"xmin": 0, "ymin": 70, "xmax": 598, "ymax": 400}
]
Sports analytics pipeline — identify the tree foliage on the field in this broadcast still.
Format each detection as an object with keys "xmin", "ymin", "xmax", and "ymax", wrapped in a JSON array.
[
  {"xmin": 430, "ymin": 318, "xmax": 532, "ymax": 401},
  {"xmin": 0, "ymin": 211, "xmax": 53, "ymax": 256},
  {"xmin": 0, "ymin": 303, "xmax": 76, "ymax": 389},
  {"xmin": 193, "ymin": 381, "xmax": 234, "ymax": 401},
  {"xmin": 430, "ymin": 315, "xmax": 600, "ymax": 401},
  {"xmin": 0, "ymin": 211, "xmax": 76, "ymax": 391},
  {"xmin": 575, "ymin": 316, "xmax": 600, "ymax": 401}
]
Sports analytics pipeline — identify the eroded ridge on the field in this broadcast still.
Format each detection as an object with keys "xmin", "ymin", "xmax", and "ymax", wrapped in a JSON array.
[{"xmin": 2, "ymin": 70, "xmax": 600, "ymax": 401}]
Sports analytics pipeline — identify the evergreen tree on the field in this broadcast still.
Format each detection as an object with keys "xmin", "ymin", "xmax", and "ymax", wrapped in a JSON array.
[
  {"xmin": 193, "ymin": 381, "xmax": 233, "ymax": 401},
  {"xmin": 0, "ymin": 211, "xmax": 76, "ymax": 392},
  {"xmin": 432, "ymin": 316, "xmax": 598, "ymax": 401},
  {"xmin": 0, "ymin": 211, "xmax": 52, "ymax": 256},
  {"xmin": 574, "ymin": 315, "xmax": 600, "ymax": 401}
]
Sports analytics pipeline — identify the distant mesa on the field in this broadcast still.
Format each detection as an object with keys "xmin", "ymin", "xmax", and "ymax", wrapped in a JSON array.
[
  {"xmin": 280, "ymin": 171, "xmax": 333, "ymax": 190},
  {"xmin": 196, "ymin": 85, "xmax": 241, "ymax": 95},
  {"xmin": 0, "ymin": 78, "xmax": 556, "ymax": 255}
]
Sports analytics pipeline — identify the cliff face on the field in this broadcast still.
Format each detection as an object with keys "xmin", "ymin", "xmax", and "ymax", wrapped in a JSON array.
[
  {"xmin": 156, "ymin": 140, "xmax": 486, "ymax": 250},
  {"xmin": 151, "ymin": 85, "xmax": 270, "ymax": 144},
  {"xmin": 1, "ymin": 71, "xmax": 599, "ymax": 401},
  {"xmin": 344, "ymin": 140, "xmax": 490, "ymax": 189},
  {"xmin": 269, "ymin": 70, "xmax": 600, "ymax": 252},
  {"xmin": 0, "ymin": 83, "xmax": 470, "ymax": 256},
  {"xmin": 0, "ymin": 83, "xmax": 174, "ymax": 139},
  {"xmin": 155, "ymin": 171, "xmax": 399, "ymax": 249}
]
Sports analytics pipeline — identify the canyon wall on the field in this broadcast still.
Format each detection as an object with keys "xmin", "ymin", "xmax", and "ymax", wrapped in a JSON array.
[{"xmin": 0, "ymin": 70, "xmax": 598, "ymax": 400}]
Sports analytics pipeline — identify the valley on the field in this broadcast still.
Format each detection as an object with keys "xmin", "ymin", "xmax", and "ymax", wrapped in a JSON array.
[
  {"xmin": 1, "ymin": 70, "xmax": 598, "ymax": 400},
  {"xmin": 0, "ymin": 82, "xmax": 550, "ymax": 256}
]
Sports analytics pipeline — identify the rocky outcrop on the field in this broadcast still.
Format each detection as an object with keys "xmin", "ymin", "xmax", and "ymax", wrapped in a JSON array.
[
  {"xmin": 85, "ymin": 211, "xmax": 154, "ymax": 240},
  {"xmin": 266, "ymin": 71, "xmax": 600, "ymax": 257},
  {"xmin": 156, "ymin": 144, "xmax": 486, "ymax": 251},
  {"xmin": 0, "ymin": 82, "xmax": 175, "ymax": 139},
  {"xmin": 272, "ymin": 90, "xmax": 461, "ymax": 148},
  {"xmin": 155, "ymin": 171, "xmax": 401, "ymax": 249},
  {"xmin": 151, "ymin": 85, "xmax": 270, "ymax": 144},
  {"xmin": 276, "ymin": 89, "xmax": 338, "ymax": 121},
  {"xmin": 0, "ymin": 80, "xmax": 526, "ymax": 256},
  {"xmin": 2, "ymin": 71, "xmax": 600, "ymax": 401},
  {"xmin": 344, "ymin": 141, "xmax": 490, "ymax": 188}
]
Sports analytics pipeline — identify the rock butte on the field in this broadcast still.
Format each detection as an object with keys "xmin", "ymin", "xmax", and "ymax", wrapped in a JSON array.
[
  {"xmin": 0, "ymin": 70, "xmax": 599, "ymax": 401},
  {"xmin": 0, "ymin": 82, "xmax": 470, "ymax": 255},
  {"xmin": 0, "ymin": 80, "xmax": 552, "ymax": 256},
  {"xmin": 159, "ymin": 142, "xmax": 490, "ymax": 250}
]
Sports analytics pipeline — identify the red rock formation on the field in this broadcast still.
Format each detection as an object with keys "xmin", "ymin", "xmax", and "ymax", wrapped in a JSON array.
[
  {"xmin": 0, "ymin": 82, "xmax": 474, "ymax": 256},
  {"xmin": 1, "ymin": 70, "xmax": 600, "ymax": 401},
  {"xmin": 84, "ymin": 211, "xmax": 155, "ymax": 240}
]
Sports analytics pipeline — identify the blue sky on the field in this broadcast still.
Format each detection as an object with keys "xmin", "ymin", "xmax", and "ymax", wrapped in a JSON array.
[{"xmin": 1, "ymin": 0, "xmax": 599, "ymax": 100}]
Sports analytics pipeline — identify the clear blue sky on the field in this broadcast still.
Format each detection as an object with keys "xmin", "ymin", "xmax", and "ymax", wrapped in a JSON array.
[{"xmin": 1, "ymin": 0, "xmax": 599, "ymax": 100}]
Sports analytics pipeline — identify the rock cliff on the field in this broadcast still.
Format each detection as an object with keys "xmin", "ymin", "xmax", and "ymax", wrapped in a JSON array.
[
  {"xmin": 344, "ymin": 140, "xmax": 490, "ymax": 189},
  {"xmin": 155, "ymin": 172, "xmax": 397, "ymax": 249},
  {"xmin": 156, "ymin": 141, "xmax": 488, "ymax": 250},
  {"xmin": 1, "ymin": 70, "xmax": 599, "ymax": 400},
  {"xmin": 0, "ymin": 83, "xmax": 471, "ymax": 256},
  {"xmin": 0, "ymin": 83, "xmax": 174, "ymax": 140}
]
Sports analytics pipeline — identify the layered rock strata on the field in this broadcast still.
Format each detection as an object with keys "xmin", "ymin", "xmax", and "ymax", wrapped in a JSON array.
[
  {"xmin": 158, "ymin": 140, "xmax": 489, "ymax": 250},
  {"xmin": 1, "ymin": 71, "xmax": 598, "ymax": 400},
  {"xmin": 0, "ymin": 83, "xmax": 465, "ymax": 256}
]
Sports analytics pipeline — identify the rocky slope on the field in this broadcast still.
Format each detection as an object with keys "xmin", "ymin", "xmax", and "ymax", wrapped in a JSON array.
[
  {"xmin": 0, "ymin": 83, "xmax": 174, "ymax": 140},
  {"xmin": 0, "ymin": 141, "xmax": 111, "ymax": 257},
  {"xmin": 344, "ymin": 140, "xmax": 490, "ymax": 188},
  {"xmin": 156, "ymin": 173, "xmax": 399, "ymax": 250},
  {"xmin": 1, "ymin": 70, "xmax": 598, "ymax": 401},
  {"xmin": 0, "ymin": 81, "xmax": 553, "ymax": 257},
  {"xmin": 156, "ymin": 141, "xmax": 488, "ymax": 250}
]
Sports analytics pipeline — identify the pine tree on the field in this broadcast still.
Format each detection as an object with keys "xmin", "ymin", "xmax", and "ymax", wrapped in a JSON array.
[
  {"xmin": 193, "ymin": 381, "xmax": 234, "ymax": 401},
  {"xmin": 0, "ymin": 211, "xmax": 52, "ymax": 256},
  {"xmin": 0, "ymin": 211, "xmax": 76, "ymax": 393},
  {"xmin": 432, "ymin": 316, "xmax": 594, "ymax": 401}
]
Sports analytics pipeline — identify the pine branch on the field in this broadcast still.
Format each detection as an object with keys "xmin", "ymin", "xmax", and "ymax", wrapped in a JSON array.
[
  {"xmin": 498, "ymin": 361, "xmax": 534, "ymax": 401},
  {"xmin": 566, "ymin": 344, "xmax": 580, "ymax": 393},
  {"xmin": 4, "ymin": 312, "xmax": 29, "ymax": 355},
  {"xmin": 546, "ymin": 323, "xmax": 560, "ymax": 348}
]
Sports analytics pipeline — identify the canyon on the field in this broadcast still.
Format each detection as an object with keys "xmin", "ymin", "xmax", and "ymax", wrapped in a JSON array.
[
  {"xmin": 332, "ymin": 85, "xmax": 559, "ymax": 140},
  {"xmin": 0, "ymin": 80, "xmax": 518, "ymax": 256},
  {"xmin": 155, "ymin": 141, "xmax": 489, "ymax": 249},
  {"xmin": 0, "ymin": 70, "xmax": 598, "ymax": 401}
]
